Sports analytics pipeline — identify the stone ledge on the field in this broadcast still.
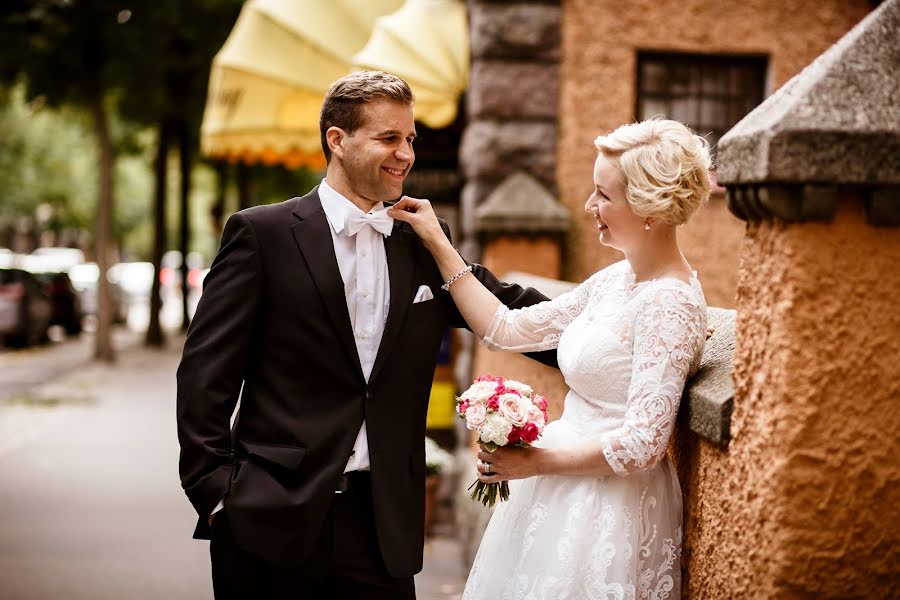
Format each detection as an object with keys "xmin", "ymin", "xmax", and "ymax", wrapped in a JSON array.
[
  {"xmin": 727, "ymin": 184, "xmax": 900, "ymax": 225},
  {"xmin": 726, "ymin": 184, "xmax": 837, "ymax": 222},
  {"xmin": 717, "ymin": 0, "xmax": 900, "ymax": 187},
  {"xmin": 685, "ymin": 308, "xmax": 736, "ymax": 446},
  {"xmin": 867, "ymin": 185, "xmax": 900, "ymax": 226}
]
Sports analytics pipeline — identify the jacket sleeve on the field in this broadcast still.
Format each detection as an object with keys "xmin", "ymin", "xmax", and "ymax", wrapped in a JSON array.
[{"xmin": 176, "ymin": 212, "xmax": 262, "ymax": 523}]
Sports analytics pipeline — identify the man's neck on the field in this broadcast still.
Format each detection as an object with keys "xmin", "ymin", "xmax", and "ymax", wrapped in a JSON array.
[{"xmin": 324, "ymin": 169, "xmax": 380, "ymax": 214}]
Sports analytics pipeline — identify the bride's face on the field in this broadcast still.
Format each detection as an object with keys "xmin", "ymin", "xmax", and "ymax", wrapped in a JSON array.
[{"xmin": 584, "ymin": 154, "xmax": 645, "ymax": 251}]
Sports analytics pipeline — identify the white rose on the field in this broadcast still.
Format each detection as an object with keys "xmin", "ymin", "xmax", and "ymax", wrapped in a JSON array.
[
  {"xmin": 498, "ymin": 393, "xmax": 528, "ymax": 427},
  {"xmin": 479, "ymin": 412, "xmax": 513, "ymax": 446},
  {"xmin": 462, "ymin": 380, "xmax": 499, "ymax": 403},
  {"xmin": 464, "ymin": 403, "xmax": 487, "ymax": 430},
  {"xmin": 503, "ymin": 380, "xmax": 533, "ymax": 398}
]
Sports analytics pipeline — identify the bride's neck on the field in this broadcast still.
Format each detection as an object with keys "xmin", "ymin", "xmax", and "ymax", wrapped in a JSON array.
[{"xmin": 624, "ymin": 228, "xmax": 690, "ymax": 283}]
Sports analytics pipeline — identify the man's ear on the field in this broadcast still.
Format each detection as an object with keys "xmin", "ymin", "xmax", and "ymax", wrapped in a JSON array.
[{"xmin": 326, "ymin": 126, "xmax": 346, "ymax": 161}]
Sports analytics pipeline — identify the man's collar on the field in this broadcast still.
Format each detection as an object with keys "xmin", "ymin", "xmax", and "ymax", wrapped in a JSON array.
[{"xmin": 319, "ymin": 179, "xmax": 386, "ymax": 235}]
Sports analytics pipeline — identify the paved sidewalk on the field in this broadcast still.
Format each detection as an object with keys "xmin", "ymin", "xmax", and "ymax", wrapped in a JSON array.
[{"xmin": 0, "ymin": 335, "xmax": 466, "ymax": 599}]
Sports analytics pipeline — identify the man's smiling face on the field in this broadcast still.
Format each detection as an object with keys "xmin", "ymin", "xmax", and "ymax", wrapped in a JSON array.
[{"xmin": 334, "ymin": 99, "xmax": 416, "ymax": 210}]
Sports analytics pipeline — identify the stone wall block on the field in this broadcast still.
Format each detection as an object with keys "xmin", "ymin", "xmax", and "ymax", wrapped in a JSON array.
[
  {"xmin": 459, "ymin": 121, "xmax": 557, "ymax": 189},
  {"xmin": 467, "ymin": 61, "xmax": 559, "ymax": 120},
  {"xmin": 469, "ymin": 3, "xmax": 561, "ymax": 61},
  {"xmin": 460, "ymin": 179, "xmax": 501, "ymax": 238}
]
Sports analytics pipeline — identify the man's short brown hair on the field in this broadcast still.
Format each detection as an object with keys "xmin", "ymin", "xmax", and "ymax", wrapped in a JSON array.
[{"xmin": 319, "ymin": 71, "xmax": 415, "ymax": 162}]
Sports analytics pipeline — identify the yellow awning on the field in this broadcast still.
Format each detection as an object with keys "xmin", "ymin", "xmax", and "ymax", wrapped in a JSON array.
[
  {"xmin": 201, "ymin": 0, "xmax": 469, "ymax": 170},
  {"xmin": 353, "ymin": 0, "xmax": 469, "ymax": 129}
]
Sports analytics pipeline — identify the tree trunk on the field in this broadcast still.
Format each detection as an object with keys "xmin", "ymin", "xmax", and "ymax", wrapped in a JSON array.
[
  {"xmin": 237, "ymin": 163, "xmax": 254, "ymax": 210},
  {"xmin": 90, "ymin": 92, "xmax": 115, "ymax": 363},
  {"xmin": 146, "ymin": 119, "xmax": 171, "ymax": 347},
  {"xmin": 178, "ymin": 119, "xmax": 192, "ymax": 332},
  {"xmin": 211, "ymin": 161, "xmax": 228, "ymax": 235}
]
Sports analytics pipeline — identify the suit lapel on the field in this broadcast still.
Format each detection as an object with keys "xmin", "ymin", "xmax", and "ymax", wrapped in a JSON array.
[
  {"xmin": 290, "ymin": 191, "xmax": 364, "ymax": 381},
  {"xmin": 369, "ymin": 222, "xmax": 416, "ymax": 382}
]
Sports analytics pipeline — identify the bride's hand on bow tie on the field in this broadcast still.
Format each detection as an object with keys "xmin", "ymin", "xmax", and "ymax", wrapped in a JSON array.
[{"xmin": 387, "ymin": 196, "xmax": 448, "ymax": 250}]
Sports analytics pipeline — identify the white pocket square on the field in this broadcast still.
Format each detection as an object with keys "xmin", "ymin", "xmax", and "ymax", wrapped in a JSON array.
[{"xmin": 413, "ymin": 285, "xmax": 434, "ymax": 304}]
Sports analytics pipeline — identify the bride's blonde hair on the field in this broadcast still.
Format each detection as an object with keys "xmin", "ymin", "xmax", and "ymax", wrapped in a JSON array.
[{"xmin": 594, "ymin": 118, "xmax": 712, "ymax": 225}]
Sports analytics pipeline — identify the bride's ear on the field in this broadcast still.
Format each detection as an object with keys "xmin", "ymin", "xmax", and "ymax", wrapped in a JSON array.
[{"xmin": 326, "ymin": 127, "xmax": 346, "ymax": 161}]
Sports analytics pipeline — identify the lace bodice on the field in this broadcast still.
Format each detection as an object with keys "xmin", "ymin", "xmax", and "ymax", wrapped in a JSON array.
[{"xmin": 482, "ymin": 260, "xmax": 708, "ymax": 475}]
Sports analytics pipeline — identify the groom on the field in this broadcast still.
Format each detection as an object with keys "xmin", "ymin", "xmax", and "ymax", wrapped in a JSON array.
[{"xmin": 177, "ymin": 71, "xmax": 556, "ymax": 599}]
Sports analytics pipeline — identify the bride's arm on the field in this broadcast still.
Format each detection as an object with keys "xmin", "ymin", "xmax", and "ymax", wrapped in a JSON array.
[
  {"xmin": 390, "ymin": 196, "xmax": 595, "ymax": 351},
  {"xmin": 597, "ymin": 287, "xmax": 706, "ymax": 475},
  {"xmin": 390, "ymin": 196, "xmax": 500, "ymax": 337},
  {"xmin": 477, "ymin": 285, "xmax": 707, "ymax": 481}
]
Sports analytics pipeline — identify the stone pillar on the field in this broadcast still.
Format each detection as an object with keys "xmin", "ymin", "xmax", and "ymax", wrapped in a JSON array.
[
  {"xmin": 685, "ymin": 1, "xmax": 900, "ymax": 596},
  {"xmin": 459, "ymin": 0, "xmax": 561, "ymax": 260}
]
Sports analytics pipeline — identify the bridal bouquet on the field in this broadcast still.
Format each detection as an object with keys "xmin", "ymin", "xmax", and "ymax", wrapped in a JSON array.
[{"xmin": 457, "ymin": 375, "xmax": 549, "ymax": 507}]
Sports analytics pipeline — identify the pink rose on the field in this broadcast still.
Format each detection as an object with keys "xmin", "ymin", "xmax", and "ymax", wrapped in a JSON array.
[
  {"xmin": 487, "ymin": 395, "xmax": 500, "ymax": 410},
  {"xmin": 534, "ymin": 395, "xmax": 548, "ymax": 412},
  {"xmin": 498, "ymin": 393, "xmax": 528, "ymax": 427},
  {"xmin": 457, "ymin": 400, "xmax": 470, "ymax": 415},
  {"xmin": 464, "ymin": 403, "xmax": 487, "ymax": 430}
]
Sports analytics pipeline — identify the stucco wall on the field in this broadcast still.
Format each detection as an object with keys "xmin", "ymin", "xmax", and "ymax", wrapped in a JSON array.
[
  {"xmin": 676, "ymin": 194, "xmax": 900, "ymax": 597},
  {"xmin": 559, "ymin": 0, "xmax": 870, "ymax": 307}
]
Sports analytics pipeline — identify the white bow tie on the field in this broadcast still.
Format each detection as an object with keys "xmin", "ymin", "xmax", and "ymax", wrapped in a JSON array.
[{"xmin": 345, "ymin": 210, "xmax": 394, "ymax": 237}]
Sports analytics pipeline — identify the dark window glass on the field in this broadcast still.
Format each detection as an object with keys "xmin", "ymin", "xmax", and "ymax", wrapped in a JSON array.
[{"xmin": 636, "ymin": 53, "xmax": 767, "ymax": 159}]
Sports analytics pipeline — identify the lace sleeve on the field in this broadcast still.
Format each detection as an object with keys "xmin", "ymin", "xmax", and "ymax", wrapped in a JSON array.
[
  {"xmin": 481, "ymin": 269, "xmax": 610, "ymax": 352},
  {"xmin": 600, "ymin": 284, "xmax": 707, "ymax": 475}
]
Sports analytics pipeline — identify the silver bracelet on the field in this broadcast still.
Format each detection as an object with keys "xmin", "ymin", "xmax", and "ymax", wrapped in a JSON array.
[{"xmin": 441, "ymin": 265, "xmax": 473, "ymax": 291}]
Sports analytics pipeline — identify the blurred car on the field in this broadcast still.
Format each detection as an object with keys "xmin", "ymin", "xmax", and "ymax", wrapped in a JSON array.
[
  {"xmin": 68, "ymin": 263, "xmax": 128, "ymax": 324},
  {"xmin": 30, "ymin": 247, "xmax": 86, "ymax": 271},
  {"xmin": 24, "ymin": 255, "xmax": 85, "ymax": 335},
  {"xmin": 30, "ymin": 270, "xmax": 83, "ymax": 336},
  {"xmin": 0, "ymin": 267, "xmax": 53, "ymax": 347}
]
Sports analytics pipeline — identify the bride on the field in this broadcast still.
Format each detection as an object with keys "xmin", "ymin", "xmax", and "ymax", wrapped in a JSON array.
[{"xmin": 390, "ymin": 118, "xmax": 711, "ymax": 599}]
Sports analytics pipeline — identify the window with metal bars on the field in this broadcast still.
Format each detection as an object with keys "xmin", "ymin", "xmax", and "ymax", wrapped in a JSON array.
[{"xmin": 636, "ymin": 52, "xmax": 768, "ymax": 159}]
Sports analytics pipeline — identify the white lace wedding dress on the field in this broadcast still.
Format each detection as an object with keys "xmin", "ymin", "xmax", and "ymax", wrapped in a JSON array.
[{"xmin": 463, "ymin": 260, "xmax": 707, "ymax": 600}]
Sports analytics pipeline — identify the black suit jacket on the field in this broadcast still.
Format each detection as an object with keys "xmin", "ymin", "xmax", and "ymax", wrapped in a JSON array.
[{"xmin": 176, "ymin": 188, "xmax": 556, "ymax": 577}]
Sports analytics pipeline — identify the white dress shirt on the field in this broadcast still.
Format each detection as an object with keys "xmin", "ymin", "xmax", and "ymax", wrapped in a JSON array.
[
  {"xmin": 318, "ymin": 178, "xmax": 391, "ymax": 473},
  {"xmin": 211, "ymin": 180, "xmax": 392, "ymax": 516}
]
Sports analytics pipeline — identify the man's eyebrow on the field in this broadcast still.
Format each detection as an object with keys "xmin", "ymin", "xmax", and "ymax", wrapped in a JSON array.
[{"xmin": 375, "ymin": 128, "xmax": 417, "ymax": 138}]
